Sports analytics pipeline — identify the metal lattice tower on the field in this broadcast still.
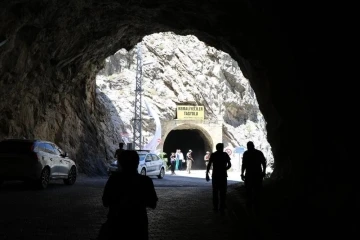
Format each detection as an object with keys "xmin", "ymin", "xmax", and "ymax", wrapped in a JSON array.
[{"xmin": 132, "ymin": 44, "xmax": 143, "ymax": 150}]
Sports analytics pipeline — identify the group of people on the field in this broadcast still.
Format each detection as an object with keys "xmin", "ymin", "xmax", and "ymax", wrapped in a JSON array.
[
  {"xmin": 169, "ymin": 149, "xmax": 194, "ymax": 174},
  {"xmin": 206, "ymin": 141, "xmax": 266, "ymax": 213},
  {"xmin": 99, "ymin": 141, "xmax": 266, "ymax": 239}
]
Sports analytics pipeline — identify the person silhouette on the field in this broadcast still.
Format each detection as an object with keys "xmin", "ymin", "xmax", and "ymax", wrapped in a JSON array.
[
  {"xmin": 241, "ymin": 141, "xmax": 266, "ymax": 206},
  {"xmin": 206, "ymin": 143, "xmax": 231, "ymax": 213},
  {"xmin": 98, "ymin": 150, "xmax": 158, "ymax": 240},
  {"xmin": 114, "ymin": 142, "xmax": 124, "ymax": 159}
]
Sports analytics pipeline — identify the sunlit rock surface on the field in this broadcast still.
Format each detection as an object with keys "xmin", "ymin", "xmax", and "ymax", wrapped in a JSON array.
[{"xmin": 96, "ymin": 32, "xmax": 274, "ymax": 170}]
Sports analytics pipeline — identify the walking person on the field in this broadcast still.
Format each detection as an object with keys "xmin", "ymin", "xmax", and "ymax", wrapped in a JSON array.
[
  {"xmin": 241, "ymin": 141, "xmax": 266, "ymax": 207},
  {"xmin": 204, "ymin": 151, "xmax": 211, "ymax": 167},
  {"xmin": 178, "ymin": 150, "xmax": 184, "ymax": 170},
  {"xmin": 206, "ymin": 143, "xmax": 231, "ymax": 213},
  {"xmin": 98, "ymin": 150, "xmax": 158, "ymax": 240},
  {"xmin": 186, "ymin": 150, "xmax": 194, "ymax": 174},
  {"xmin": 175, "ymin": 149, "xmax": 180, "ymax": 170},
  {"xmin": 113, "ymin": 142, "xmax": 125, "ymax": 172},
  {"xmin": 170, "ymin": 152, "xmax": 176, "ymax": 175}
]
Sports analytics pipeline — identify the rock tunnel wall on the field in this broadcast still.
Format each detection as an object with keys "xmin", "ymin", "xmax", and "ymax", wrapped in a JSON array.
[{"xmin": 0, "ymin": 1, "xmax": 308, "ymax": 182}]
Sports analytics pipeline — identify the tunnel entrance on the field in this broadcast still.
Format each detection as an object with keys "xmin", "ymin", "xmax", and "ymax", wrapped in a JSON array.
[{"xmin": 163, "ymin": 129, "xmax": 212, "ymax": 170}]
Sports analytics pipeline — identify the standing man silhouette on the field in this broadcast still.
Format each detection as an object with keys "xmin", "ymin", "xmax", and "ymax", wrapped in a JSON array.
[
  {"xmin": 206, "ymin": 143, "xmax": 231, "ymax": 213},
  {"xmin": 114, "ymin": 142, "xmax": 124, "ymax": 159},
  {"xmin": 100, "ymin": 150, "xmax": 158, "ymax": 240},
  {"xmin": 241, "ymin": 141, "xmax": 266, "ymax": 206}
]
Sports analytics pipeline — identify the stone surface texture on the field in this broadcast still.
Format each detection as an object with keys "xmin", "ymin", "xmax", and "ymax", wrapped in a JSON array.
[
  {"xmin": 0, "ymin": 0, "xmax": 308, "ymax": 182},
  {"xmin": 96, "ymin": 32, "xmax": 274, "ymax": 170}
]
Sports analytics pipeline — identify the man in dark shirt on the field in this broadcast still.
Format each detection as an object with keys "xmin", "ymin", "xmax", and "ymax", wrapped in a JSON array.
[
  {"xmin": 206, "ymin": 143, "xmax": 231, "ymax": 212},
  {"xmin": 100, "ymin": 150, "xmax": 158, "ymax": 240},
  {"xmin": 114, "ymin": 142, "xmax": 124, "ymax": 159},
  {"xmin": 241, "ymin": 141, "xmax": 266, "ymax": 206}
]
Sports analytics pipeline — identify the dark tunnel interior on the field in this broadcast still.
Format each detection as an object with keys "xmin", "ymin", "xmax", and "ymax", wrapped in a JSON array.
[
  {"xmin": 163, "ymin": 129, "xmax": 212, "ymax": 170},
  {"xmin": 0, "ymin": 1, "xmax": 354, "ymax": 238}
]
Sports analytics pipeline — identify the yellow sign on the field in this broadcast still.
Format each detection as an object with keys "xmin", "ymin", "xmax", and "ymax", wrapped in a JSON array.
[{"xmin": 176, "ymin": 105, "xmax": 204, "ymax": 120}]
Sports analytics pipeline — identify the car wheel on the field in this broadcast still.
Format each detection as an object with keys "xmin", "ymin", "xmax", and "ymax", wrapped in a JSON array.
[
  {"xmin": 157, "ymin": 168, "xmax": 165, "ymax": 179},
  {"xmin": 38, "ymin": 167, "xmax": 50, "ymax": 189},
  {"xmin": 140, "ymin": 168, "xmax": 146, "ymax": 176},
  {"xmin": 64, "ymin": 166, "xmax": 77, "ymax": 185}
]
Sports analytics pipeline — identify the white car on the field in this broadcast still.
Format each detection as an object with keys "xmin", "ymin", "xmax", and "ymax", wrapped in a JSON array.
[
  {"xmin": 0, "ymin": 139, "xmax": 77, "ymax": 189},
  {"xmin": 108, "ymin": 150, "xmax": 165, "ymax": 179}
]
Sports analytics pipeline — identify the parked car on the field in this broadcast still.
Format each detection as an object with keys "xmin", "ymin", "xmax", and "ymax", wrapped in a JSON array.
[
  {"xmin": 0, "ymin": 138, "xmax": 77, "ymax": 189},
  {"xmin": 108, "ymin": 150, "xmax": 165, "ymax": 179}
]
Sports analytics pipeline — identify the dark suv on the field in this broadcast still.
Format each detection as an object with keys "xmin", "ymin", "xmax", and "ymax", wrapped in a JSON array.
[{"xmin": 0, "ymin": 139, "xmax": 77, "ymax": 189}]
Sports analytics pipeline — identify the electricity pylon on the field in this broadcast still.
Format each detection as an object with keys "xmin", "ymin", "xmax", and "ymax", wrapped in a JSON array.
[
  {"xmin": 132, "ymin": 43, "xmax": 143, "ymax": 150},
  {"xmin": 132, "ymin": 43, "xmax": 154, "ymax": 150}
]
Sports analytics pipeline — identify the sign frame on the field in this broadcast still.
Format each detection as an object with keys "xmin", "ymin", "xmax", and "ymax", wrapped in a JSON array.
[{"xmin": 176, "ymin": 105, "xmax": 204, "ymax": 120}]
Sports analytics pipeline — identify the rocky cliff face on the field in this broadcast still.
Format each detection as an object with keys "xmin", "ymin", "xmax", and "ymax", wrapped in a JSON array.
[
  {"xmin": 0, "ymin": 1, "xmax": 345, "ymax": 235},
  {"xmin": 0, "ymin": 0, "xmax": 310, "ymax": 182},
  {"xmin": 96, "ymin": 32, "xmax": 274, "ymax": 170}
]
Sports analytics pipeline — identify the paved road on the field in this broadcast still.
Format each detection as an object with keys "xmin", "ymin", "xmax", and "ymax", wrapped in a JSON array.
[{"xmin": 0, "ymin": 170, "xmax": 245, "ymax": 240}]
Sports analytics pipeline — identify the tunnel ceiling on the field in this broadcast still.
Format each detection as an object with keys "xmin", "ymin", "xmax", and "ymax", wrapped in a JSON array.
[{"xmin": 0, "ymin": 0, "xmax": 308, "ymax": 180}]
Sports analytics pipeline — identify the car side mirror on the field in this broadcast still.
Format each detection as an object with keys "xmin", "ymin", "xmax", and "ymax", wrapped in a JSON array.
[
  {"xmin": 61, "ymin": 152, "xmax": 67, "ymax": 158},
  {"xmin": 145, "ymin": 159, "xmax": 151, "ymax": 162}
]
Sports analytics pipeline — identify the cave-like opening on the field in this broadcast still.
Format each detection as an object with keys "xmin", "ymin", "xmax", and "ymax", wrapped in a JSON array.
[
  {"xmin": 163, "ymin": 129, "xmax": 212, "ymax": 170},
  {"xmin": 0, "ymin": 0, "xmax": 305, "ymax": 185},
  {"xmin": 95, "ymin": 32, "xmax": 274, "ymax": 175}
]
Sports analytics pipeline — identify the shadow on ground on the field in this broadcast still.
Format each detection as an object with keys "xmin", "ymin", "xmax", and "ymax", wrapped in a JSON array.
[
  {"xmin": 0, "ymin": 180, "xmax": 74, "ymax": 192},
  {"xmin": 226, "ymin": 179, "xmax": 298, "ymax": 240}
]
